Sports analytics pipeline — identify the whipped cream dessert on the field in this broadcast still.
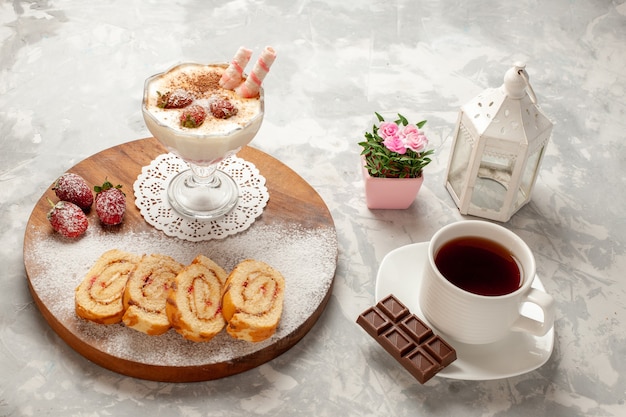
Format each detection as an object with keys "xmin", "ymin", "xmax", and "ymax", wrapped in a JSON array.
[{"xmin": 142, "ymin": 63, "xmax": 264, "ymax": 165}]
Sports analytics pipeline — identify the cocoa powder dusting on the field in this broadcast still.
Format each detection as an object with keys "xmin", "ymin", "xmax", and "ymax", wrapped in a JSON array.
[
  {"xmin": 166, "ymin": 69, "xmax": 222, "ymax": 99},
  {"xmin": 193, "ymin": 72, "xmax": 221, "ymax": 95}
]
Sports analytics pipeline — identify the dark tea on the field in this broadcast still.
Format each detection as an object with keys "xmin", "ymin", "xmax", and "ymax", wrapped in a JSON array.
[{"xmin": 434, "ymin": 236, "xmax": 521, "ymax": 296}]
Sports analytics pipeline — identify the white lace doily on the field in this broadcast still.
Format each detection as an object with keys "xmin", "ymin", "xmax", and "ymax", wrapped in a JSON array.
[{"xmin": 133, "ymin": 153, "xmax": 269, "ymax": 242}]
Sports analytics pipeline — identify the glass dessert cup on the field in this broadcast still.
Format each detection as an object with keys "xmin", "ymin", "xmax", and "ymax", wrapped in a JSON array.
[{"xmin": 141, "ymin": 63, "xmax": 264, "ymax": 220}]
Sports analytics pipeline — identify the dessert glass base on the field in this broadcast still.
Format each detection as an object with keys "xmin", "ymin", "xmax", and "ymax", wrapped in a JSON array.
[
  {"xmin": 134, "ymin": 151, "xmax": 269, "ymax": 242},
  {"xmin": 167, "ymin": 163, "xmax": 239, "ymax": 220}
]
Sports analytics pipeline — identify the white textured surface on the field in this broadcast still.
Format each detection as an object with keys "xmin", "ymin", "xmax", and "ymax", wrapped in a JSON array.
[{"xmin": 1, "ymin": 0, "xmax": 625, "ymax": 416}]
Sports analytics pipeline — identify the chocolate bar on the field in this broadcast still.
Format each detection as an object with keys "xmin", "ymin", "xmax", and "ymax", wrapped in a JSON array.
[{"xmin": 357, "ymin": 294, "xmax": 456, "ymax": 384}]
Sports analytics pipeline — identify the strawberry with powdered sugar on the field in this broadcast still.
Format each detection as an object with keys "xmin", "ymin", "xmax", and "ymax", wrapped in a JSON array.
[
  {"xmin": 52, "ymin": 173, "xmax": 93, "ymax": 211},
  {"xmin": 47, "ymin": 199, "xmax": 89, "ymax": 238},
  {"xmin": 180, "ymin": 104, "xmax": 207, "ymax": 128},
  {"xmin": 94, "ymin": 180, "xmax": 126, "ymax": 225},
  {"xmin": 157, "ymin": 89, "xmax": 194, "ymax": 109}
]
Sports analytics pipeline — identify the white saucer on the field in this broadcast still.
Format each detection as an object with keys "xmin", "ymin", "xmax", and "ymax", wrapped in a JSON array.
[{"xmin": 374, "ymin": 242, "xmax": 554, "ymax": 381}]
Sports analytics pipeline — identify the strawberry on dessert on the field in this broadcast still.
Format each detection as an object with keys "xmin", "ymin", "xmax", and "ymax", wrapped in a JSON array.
[
  {"xmin": 94, "ymin": 180, "xmax": 126, "ymax": 225},
  {"xmin": 47, "ymin": 199, "xmax": 89, "ymax": 238},
  {"xmin": 210, "ymin": 98, "xmax": 238, "ymax": 119},
  {"xmin": 52, "ymin": 173, "xmax": 93, "ymax": 210},
  {"xmin": 180, "ymin": 104, "xmax": 207, "ymax": 128},
  {"xmin": 157, "ymin": 89, "xmax": 194, "ymax": 109}
]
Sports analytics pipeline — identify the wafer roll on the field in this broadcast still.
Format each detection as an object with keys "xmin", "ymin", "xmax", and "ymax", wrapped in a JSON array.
[
  {"xmin": 166, "ymin": 255, "xmax": 228, "ymax": 342},
  {"xmin": 235, "ymin": 46, "xmax": 276, "ymax": 98},
  {"xmin": 122, "ymin": 254, "xmax": 184, "ymax": 335},
  {"xmin": 219, "ymin": 46, "xmax": 253, "ymax": 90},
  {"xmin": 222, "ymin": 259, "xmax": 285, "ymax": 342},
  {"xmin": 75, "ymin": 249, "xmax": 141, "ymax": 325}
]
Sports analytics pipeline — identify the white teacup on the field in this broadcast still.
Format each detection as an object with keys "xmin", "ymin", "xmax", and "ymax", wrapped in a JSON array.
[{"xmin": 419, "ymin": 220, "xmax": 554, "ymax": 345}]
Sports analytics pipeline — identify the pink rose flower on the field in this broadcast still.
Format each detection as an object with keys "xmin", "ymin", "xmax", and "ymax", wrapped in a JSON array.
[
  {"xmin": 402, "ymin": 124, "xmax": 419, "ymax": 135},
  {"xmin": 383, "ymin": 135, "xmax": 407, "ymax": 154},
  {"xmin": 378, "ymin": 121, "xmax": 399, "ymax": 140},
  {"xmin": 404, "ymin": 129, "xmax": 428, "ymax": 153}
]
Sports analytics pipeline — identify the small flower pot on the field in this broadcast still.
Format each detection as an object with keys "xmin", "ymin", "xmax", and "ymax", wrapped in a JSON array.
[{"xmin": 362, "ymin": 162, "xmax": 424, "ymax": 209}]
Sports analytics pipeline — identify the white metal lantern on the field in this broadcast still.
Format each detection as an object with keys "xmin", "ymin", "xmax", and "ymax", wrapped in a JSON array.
[{"xmin": 445, "ymin": 63, "xmax": 553, "ymax": 222}]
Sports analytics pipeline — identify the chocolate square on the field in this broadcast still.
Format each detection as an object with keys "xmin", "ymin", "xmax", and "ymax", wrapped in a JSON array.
[
  {"xmin": 376, "ymin": 294, "xmax": 409, "ymax": 322},
  {"xmin": 356, "ymin": 306, "xmax": 392, "ymax": 338},
  {"xmin": 380, "ymin": 327, "xmax": 415, "ymax": 360},
  {"xmin": 399, "ymin": 314, "xmax": 433, "ymax": 344},
  {"xmin": 402, "ymin": 347, "xmax": 442, "ymax": 384},
  {"xmin": 424, "ymin": 335, "xmax": 457, "ymax": 367}
]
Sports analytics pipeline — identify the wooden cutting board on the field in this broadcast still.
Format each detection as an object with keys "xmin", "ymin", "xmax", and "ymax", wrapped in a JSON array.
[{"xmin": 23, "ymin": 137, "xmax": 337, "ymax": 382}]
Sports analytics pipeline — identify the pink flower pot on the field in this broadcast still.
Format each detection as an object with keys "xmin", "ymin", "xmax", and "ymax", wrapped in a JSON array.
[{"xmin": 362, "ymin": 163, "xmax": 424, "ymax": 209}]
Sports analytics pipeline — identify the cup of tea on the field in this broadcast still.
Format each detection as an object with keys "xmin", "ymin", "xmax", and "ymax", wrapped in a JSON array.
[{"xmin": 419, "ymin": 220, "xmax": 554, "ymax": 345}]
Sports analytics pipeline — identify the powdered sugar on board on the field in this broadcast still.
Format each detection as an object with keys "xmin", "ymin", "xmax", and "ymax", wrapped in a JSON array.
[{"xmin": 25, "ymin": 222, "xmax": 337, "ymax": 367}]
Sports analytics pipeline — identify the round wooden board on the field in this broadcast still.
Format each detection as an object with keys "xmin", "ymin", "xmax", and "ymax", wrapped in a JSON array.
[{"xmin": 23, "ymin": 137, "xmax": 337, "ymax": 382}]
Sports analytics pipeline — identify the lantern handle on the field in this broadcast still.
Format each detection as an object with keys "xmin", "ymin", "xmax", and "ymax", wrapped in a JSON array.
[{"xmin": 518, "ymin": 67, "xmax": 537, "ymax": 104}]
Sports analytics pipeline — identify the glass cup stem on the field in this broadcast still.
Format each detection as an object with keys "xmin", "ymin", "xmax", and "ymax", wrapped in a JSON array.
[
  {"xmin": 188, "ymin": 163, "xmax": 220, "ymax": 187},
  {"xmin": 166, "ymin": 161, "xmax": 239, "ymax": 220}
]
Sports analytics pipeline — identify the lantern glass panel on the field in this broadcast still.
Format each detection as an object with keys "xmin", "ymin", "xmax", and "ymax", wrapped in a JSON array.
[
  {"xmin": 448, "ymin": 123, "xmax": 474, "ymax": 198},
  {"xmin": 470, "ymin": 150, "xmax": 515, "ymax": 212},
  {"xmin": 515, "ymin": 146, "xmax": 544, "ymax": 210}
]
